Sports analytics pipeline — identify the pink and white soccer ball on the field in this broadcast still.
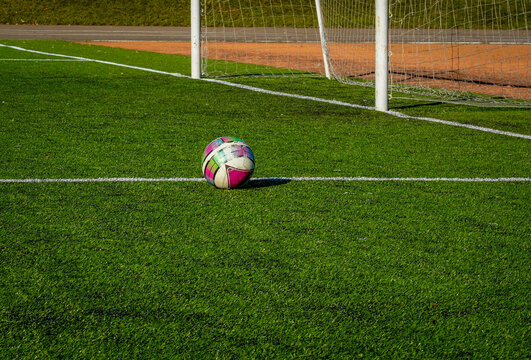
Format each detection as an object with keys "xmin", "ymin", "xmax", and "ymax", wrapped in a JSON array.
[{"xmin": 201, "ymin": 136, "xmax": 255, "ymax": 189}]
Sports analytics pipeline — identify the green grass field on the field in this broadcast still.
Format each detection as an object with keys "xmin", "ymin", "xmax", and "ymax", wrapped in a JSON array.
[{"xmin": 0, "ymin": 40, "xmax": 530, "ymax": 359}]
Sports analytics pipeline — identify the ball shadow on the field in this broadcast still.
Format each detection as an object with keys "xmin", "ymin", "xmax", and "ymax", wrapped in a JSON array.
[{"xmin": 240, "ymin": 178, "xmax": 291, "ymax": 189}]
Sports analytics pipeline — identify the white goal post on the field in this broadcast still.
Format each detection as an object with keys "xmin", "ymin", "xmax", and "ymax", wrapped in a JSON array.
[
  {"xmin": 191, "ymin": 0, "xmax": 201, "ymax": 79},
  {"xmin": 314, "ymin": 0, "xmax": 332, "ymax": 80},
  {"xmin": 375, "ymin": 0, "xmax": 389, "ymax": 111}
]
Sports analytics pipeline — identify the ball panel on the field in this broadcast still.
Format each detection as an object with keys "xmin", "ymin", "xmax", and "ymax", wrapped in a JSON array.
[
  {"xmin": 224, "ymin": 156, "xmax": 254, "ymax": 171},
  {"xmin": 204, "ymin": 157, "xmax": 220, "ymax": 185},
  {"xmin": 224, "ymin": 157, "xmax": 254, "ymax": 188},
  {"xmin": 213, "ymin": 164, "xmax": 228, "ymax": 189},
  {"xmin": 202, "ymin": 136, "xmax": 244, "ymax": 162},
  {"xmin": 226, "ymin": 166, "xmax": 253, "ymax": 188},
  {"xmin": 243, "ymin": 145, "xmax": 255, "ymax": 163}
]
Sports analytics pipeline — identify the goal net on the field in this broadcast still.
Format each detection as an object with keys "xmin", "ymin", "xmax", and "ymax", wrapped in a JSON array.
[
  {"xmin": 199, "ymin": 0, "xmax": 530, "ymax": 106},
  {"xmin": 200, "ymin": 0, "xmax": 322, "ymax": 77}
]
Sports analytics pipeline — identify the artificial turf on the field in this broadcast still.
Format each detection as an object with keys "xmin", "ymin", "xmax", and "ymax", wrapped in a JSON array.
[{"xmin": 0, "ymin": 40, "xmax": 529, "ymax": 359}]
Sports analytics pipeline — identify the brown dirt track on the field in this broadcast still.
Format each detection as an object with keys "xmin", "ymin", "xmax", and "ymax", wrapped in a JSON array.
[{"xmin": 85, "ymin": 41, "xmax": 530, "ymax": 100}]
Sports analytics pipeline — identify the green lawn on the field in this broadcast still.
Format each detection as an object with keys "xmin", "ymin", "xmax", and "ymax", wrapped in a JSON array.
[{"xmin": 0, "ymin": 40, "xmax": 530, "ymax": 359}]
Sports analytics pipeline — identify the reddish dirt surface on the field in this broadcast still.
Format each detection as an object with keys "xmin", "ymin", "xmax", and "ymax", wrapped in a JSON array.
[{"xmin": 85, "ymin": 41, "xmax": 530, "ymax": 100}]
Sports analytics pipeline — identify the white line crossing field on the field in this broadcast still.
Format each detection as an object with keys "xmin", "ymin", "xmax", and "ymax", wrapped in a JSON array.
[
  {"xmin": 1, "ymin": 177, "xmax": 530, "ymax": 183},
  {"xmin": 0, "ymin": 58, "xmax": 87, "ymax": 61}
]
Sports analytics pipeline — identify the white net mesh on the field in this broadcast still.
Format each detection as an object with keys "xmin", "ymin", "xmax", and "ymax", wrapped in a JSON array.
[
  {"xmin": 201, "ymin": 0, "xmax": 531, "ymax": 105},
  {"xmin": 386, "ymin": 0, "xmax": 530, "ymax": 104},
  {"xmin": 201, "ymin": 0, "xmax": 320, "ymax": 77}
]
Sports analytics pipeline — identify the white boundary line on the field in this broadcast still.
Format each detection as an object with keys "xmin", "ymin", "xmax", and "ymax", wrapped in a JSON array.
[
  {"xmin": 0, "ymin": 58, "xmax": 87, "ymax": 61},
  {"xmin": 288, "ymin": 177, "xmax": 531, "ymax": 182},
  {"xmin": 0, "ymin": 177, "xmax": 204, "ymax": 183},
  {"xmin": 1, "ymin": 43, "xmax": 530, "ymax": 140},
  {"xmin": 0, "ymin": 177, "xmax": 530, "ymax": 183}
]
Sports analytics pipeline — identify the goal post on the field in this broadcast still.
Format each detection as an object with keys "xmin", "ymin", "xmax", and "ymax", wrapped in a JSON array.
[
  {"xmin": 375, "ymin": 0, "xmax": 389, "ymax": 111},
  {"xmin": 190, "ymin": 0, "xmax": 201, "ymax": 79},
  {"xmin": 314, "ymin": 0, "xmax": 331, "ymax": 80}
]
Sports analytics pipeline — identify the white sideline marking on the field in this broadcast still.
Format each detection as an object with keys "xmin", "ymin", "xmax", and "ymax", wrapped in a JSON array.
[
  {"xmin": 289, "ymin": 177, "xmax": 531, "ymax": 182},
  {"xmin": 203, "ymin": 78, "xmax": 375, "ymax": 111},
  {"xmin": 0, "ymin": 43, "xmax": 530, "ymax": 140},
  {"xmin": 0, "ymin": 58, "xmax": 87, "ymax": 61},
  {"xmin": 0, "ymin": 177, "xmax": 205, "ymax": 183},
  {"xmin": 0, "ymin": 177, "xmax": 530, "ymax": 183}
]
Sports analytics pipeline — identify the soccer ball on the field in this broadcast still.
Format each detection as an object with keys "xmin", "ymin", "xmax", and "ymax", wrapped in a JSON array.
[{"xmin": 201, "ymin": 136, "xmax": 255, "ymax": 189}]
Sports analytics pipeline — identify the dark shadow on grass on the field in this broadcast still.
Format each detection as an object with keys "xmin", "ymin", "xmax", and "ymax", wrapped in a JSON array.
[
  {"xmin": 391, "ymin": 101, "xmax": 444, "ymax": 110},
  {"xmin": 240, "ymin": 178, "xmax": 291, "ymax": 189},
  {"xmin": 215, "ymin": 72, "xmax": 317, "ymax": 79}
]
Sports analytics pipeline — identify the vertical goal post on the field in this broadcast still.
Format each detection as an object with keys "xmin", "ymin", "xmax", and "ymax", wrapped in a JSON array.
[
  {"xmin": 314, "ymin": 0, "xmax": 331, "ymax": 80},
  {"xmin": 191, "ymin": 0, "xmax": 201, "ymax": 79},
  {"xmin": 375, "ymin": 0, "xmax": 389, "ymax": 112}
]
